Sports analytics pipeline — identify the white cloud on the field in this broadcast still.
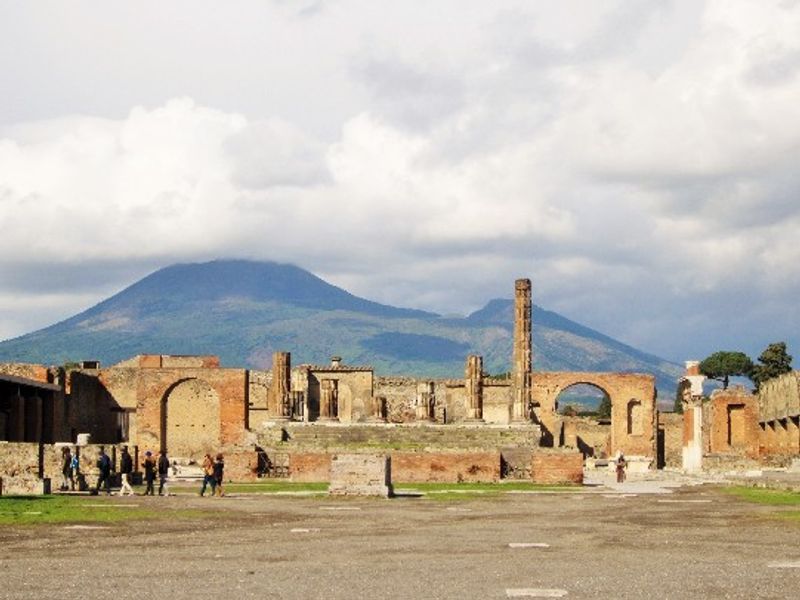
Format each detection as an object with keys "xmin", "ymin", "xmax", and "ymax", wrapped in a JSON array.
[{"xmin": 0, "ymin": 1, "xmax": 799, "ymax": 362}]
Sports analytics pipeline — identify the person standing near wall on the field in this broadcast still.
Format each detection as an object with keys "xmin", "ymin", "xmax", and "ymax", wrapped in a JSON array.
[
  {"xmin": 119, "ymin": 446, "xmax": 134, "ymax": 496},
  {"xmin": 157, "ymin": 450, "xmax": 171, "ymax": 496},
  {"xmin": 616, "ymin": 452, "xmax": 627, "ymax": 483},
  {"xmin": 142, "ymin": 451, "xmax": 156, "ymax": 496},
  {"xmin": 94, "ymin": 447, "xmax": 112, "ymax": 495},
  {"xmin": 60, "ymin": 447, "xmax": 74, "ymax": 491},
  {"xmin": 199, "ymin": 453, "xmax": 216, "ymax": 497},
  {"xmin": 213, "ymin": 453, "xmax": 225, "ymax": 497}
]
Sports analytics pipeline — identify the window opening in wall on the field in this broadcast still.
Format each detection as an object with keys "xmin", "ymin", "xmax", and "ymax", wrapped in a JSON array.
[{"xmin": 627, "ymin": 400, "xmax": 642, "ymax": 436}]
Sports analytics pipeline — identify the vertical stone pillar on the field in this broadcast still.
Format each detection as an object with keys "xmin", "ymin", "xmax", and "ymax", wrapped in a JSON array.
[
  {"xmin": 369, "ymin": 396, "xmax": 387, "ymax": 423},
  {"xmin": 291, "ymin": 391, "xmax": 305, "ymax": 421},
  {"xmin": 511, "ymin": 278, "xmax": 532, "ymax": 422},
  {"xmin": 465, "ymin": 355, "xmax": 484, "ymax": 422},
  {"xmin": 680, "ymin": 361, "xmax": 706, "ymax": 473},
  {"xmin": 319, "ymin": 379, "xmax": 339, "ymax": 422},
  {"xmin": 272, "ymin": 351, "xmax": 292, "ymax": 420},
  {"xmin": 416, "ymin": 382, "xmax": 435, "ymax": 422}
]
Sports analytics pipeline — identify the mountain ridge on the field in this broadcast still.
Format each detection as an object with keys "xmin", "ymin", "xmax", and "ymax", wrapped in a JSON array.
[{"xmin": 0, "ymin": 259, "xmax": 682, "ymax": 390}]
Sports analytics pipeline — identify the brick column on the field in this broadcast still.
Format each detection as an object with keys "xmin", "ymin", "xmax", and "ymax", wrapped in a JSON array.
[
  {"xmin": 272, "ymin": 351, "xmax": 292, "ymax": 420},
  {"xmin": 465, "ymin": 355, "xmax": 484, "ymax": 422},
  {"xmin": 511, "ymin": 278, "xmax": 532, "ymax": 422}
]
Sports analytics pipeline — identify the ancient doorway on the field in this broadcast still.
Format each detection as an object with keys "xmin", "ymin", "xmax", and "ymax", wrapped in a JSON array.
[
  {"xmin": 161, "ymin": 379, "xmax": 220, "ymax": 458},
  {"xmin": 555, "ymin": 383, "xmax": 611, "ymax": 456}
]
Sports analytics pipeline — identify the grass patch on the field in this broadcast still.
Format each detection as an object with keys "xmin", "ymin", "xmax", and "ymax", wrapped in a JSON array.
[
  {"xmin": 721, "ymin": 486, "xmax": 800, "ymax": 506},
  {"xmin": 167, "ymin": 481, "xmax": 329, "ymax": 494},
  {"xmin": 0, "ymin": 496, "xmax": 163, "ymax": 526}
]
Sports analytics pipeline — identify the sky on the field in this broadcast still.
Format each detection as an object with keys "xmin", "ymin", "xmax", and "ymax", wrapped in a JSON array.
[{"xmin": 1, "ymin": 0, "xmax": 800, "ymax": 364}]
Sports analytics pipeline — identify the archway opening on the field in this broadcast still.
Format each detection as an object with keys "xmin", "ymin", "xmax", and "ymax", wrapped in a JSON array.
[{"xmin": 555, "ymin": 383, "xmax": 612, "ymax": 457}]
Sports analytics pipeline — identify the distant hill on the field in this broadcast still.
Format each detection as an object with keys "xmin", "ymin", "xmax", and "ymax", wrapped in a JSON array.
[{"xmin": 0, "ymin": 259, "xmax": 682, "ymax": 391}]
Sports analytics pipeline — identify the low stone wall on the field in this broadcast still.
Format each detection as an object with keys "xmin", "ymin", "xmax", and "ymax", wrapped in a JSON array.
[
  {"xmin": 389, "ymin": 451, "xmax": 500, "ymax": 483},
  {"xmin": 531, "ymin": 451, "xmax": 584, "ymax": 484},
  {"xmin": 290, "ymin": 452, "xmax": 332, "ymax": 482},
  {"xmin": 288, "ymin": 450, "xmax": 501, "ymax": 483},
  {"xmin": 224, "ymin": 450, "xmax": 260, "ymax": 482}
]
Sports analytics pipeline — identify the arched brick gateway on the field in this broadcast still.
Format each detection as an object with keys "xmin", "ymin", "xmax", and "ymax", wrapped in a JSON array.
[{"xmin": 531, "ymin": 371, "xmax": 656, "ymax": 458}]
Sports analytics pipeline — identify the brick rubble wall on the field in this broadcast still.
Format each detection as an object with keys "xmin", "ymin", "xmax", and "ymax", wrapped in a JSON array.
[
  {"xmin": 290, "ymin": 452, "xmax": 332, "ymax": 482},
  {"xmin": 391, "ymin": 451, "xmax": 500, "ymax": 483},
  {"xmin": 531, "ymin": 451, "xmax": 584, "ymax": 484}
]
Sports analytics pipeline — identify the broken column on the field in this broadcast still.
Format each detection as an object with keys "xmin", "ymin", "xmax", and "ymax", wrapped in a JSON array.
[
  {"xmin": 416, "ymin": 381, "xmax": 435, "ymax": 422},
  {"xmin": 512, "ymin": 278, "xmax": 532, "ymax": 422},
  {"xmin": 680, "ymin": 361, "xmax": 706, "ymax": 473},
  {"xmin": 319, "ymin": 379, "xmax": 339, "ymax": 422},
  {"xmin": 291, "ymin": 391, "xmax": 305, "ymax": 421},
  {"xmin": 465, "ymin": 354, "xmax": 484, "ymax": 421},
  {"xmin": 271, "ymin": 351, "xmax": 292, "ymax": 420}
]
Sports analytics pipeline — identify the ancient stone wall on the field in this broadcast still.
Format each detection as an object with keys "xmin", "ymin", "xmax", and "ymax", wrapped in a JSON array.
[
  {"xmin": 531, "ymin": 372, "xmax": 656, "ymax": 457},
  {"xmin": 658, "ymin": 412, "xmax": 683, "ymax": 468},
  {"xmin": 708, "ymin": 388, "xmax": 759, "ymax": 459},
  {"xmin": 531, "ymin": 450, "xmax": 584, "ymax": 484},
  {"xmin": 375, "ymin": 377, "xmax": 451, "ymax": 423},
  {"xmin": 560, "ymin": 416, "xmax": 611, "ymax": 457},
  {"xmin": 298, "ymin": 367, "xmax": 373, "ymax": 423},
  {"xmin": 0, "ymin": 363, "xmax": 51, "ymax": 383},
  {"xmin": 392, "ymin": 451, "xmax": 500, "ymax": 483}
]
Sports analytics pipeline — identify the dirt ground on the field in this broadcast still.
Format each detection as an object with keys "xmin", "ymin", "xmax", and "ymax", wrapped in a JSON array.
[{"xmin": 1, "ymin": 482, "xmax": 799, "ymax": 599}]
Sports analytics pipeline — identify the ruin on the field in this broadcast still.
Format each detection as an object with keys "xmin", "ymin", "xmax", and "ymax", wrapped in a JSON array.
[{"xmin": 8, "ymin": 277, "xmax": 796, "ymax": 493}]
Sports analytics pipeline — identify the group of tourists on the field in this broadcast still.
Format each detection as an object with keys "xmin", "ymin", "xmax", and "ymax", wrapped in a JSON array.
[{"xmin": 59, "ymin": 445, "xmax": 225, "ymax": 497}]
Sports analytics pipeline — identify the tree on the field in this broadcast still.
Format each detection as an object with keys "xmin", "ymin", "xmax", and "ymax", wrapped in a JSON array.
[
  {"xmin": 751, "ymin": 342, "xmax": 793, "ymax": 391},
  {"xmin": 672, "ymin": 388, "xmax": 683, "ymax": 414},
  {"xmin": 699, "ymin": 351, "xmax": 754, "ymax": 389},
  {"xmin": 597, "ymin": 395, "xmax": 611, "ymax": 419}
]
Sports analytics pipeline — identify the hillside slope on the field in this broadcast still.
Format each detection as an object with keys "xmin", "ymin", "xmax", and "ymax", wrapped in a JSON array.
[{"xmin": 0, "ymin": 260, "xmax": 682, "ymax": 390}]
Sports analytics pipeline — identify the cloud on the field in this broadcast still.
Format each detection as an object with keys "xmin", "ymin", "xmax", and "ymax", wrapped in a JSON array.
[{"xmin": 1, "ymin": 1, "xmax": 800, "ymax": 364}]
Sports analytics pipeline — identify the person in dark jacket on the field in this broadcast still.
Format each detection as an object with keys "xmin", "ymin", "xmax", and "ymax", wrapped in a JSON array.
[
  {"xmin": 157, "ymin": 450, "xmax": 171, "ymax": 496},
  {"xmin": 60, "ymin": 446, "xmax": 74, "ymax": 491},
  {"xmin": 213, "ymin": 453, "xmax": 225, "ymax": 497},
  {"xmin": 142, "ymin": 451, "xmax": 156, "ymax": 496},
  {"xmin": 119, "ymin": 446, "xmax": 134, "ymax": 496},
  {"xmin": 94, "ymin": 447, "xmax": 112, "ymax": 495}
]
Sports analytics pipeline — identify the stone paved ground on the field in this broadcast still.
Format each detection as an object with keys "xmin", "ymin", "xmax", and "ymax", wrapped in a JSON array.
[{"xmin": 1, "ymin": 479, "xmax": 799, "ymax": 599}]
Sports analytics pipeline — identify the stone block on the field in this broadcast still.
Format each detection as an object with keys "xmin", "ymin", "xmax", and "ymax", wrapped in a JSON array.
[
  {"xmin": 531, "ymin": 451, "xmax": 583, "ymax": 484},
  {"xmin": 328, "ymin": 453, "xmax": 392, "ymax": 497}
]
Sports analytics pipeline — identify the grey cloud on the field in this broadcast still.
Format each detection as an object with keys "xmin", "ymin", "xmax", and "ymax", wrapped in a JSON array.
[{"xmin": 745, "ymin": 47, "xmax": 800, "ymax": 87}]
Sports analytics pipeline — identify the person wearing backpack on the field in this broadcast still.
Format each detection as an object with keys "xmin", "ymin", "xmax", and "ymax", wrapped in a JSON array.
[
  {"xmin": 157, "ymin": 450, "xmax": 171, "ymax": 496},
  {"xmin": 119, "ymin": 446, "xmax": 134, "ymax": 496},
  {"xmin": 213, "ymin": 453, "xmax": 225, "ymax": 497},
  {"xmin": 142, "ymin": 451, "xmax": 156, "ymax": 496},
  {"xmin": 94, "ymin": 447, "xmax": 112, "ymax": 495}
]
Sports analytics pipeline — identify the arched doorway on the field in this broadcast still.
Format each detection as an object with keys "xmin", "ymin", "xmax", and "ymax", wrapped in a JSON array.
[
  {"xmin": 161, "ymin": 379, "xmax": 220, "ymax": 458},
  {"xmin": 555, "ymin": 383, "xmax": 611, "ymax": 457}
]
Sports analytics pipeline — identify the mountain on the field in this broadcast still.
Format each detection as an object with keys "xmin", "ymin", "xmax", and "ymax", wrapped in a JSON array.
[{"xmin": 0, "ymin": 259, "xmax": 682, "ymax": 391}]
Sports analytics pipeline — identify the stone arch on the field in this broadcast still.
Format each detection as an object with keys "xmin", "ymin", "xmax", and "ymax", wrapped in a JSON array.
[
  {"xmin": 531, "ymin": 371, "xmax": 656, "ymax": 458},
  {"xmin": 161, "ymin": 378, "xmax": 220, "ymax": 459}
]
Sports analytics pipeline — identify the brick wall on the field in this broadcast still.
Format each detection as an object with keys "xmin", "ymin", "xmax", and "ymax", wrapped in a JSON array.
[
  {"xmin": 391, "ymin": 451, "xmax": 500, "ymax": 483},
  {"xmin": 531, "ymin": 451, "xmax": 584, "ymax": 484},
  {"xmin": 289, "ymin": 452, "xmax": 332, "ymax": 482}
]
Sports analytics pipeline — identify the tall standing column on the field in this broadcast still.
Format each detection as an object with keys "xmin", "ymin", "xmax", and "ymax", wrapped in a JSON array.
[
  {"xmin": 272, "ymin": 351, "xmax": 292, "ymax": 420},
  {"xmin": 511, "ymin": 278, "xmax": 532, "ymax": 422},
  {"xmin": 465, "ymin": 355, "xmax": 484, "ymax": 421},
  {"xmin": 416, "ymin": 382, "xmax": 435, "ymax": 422}
]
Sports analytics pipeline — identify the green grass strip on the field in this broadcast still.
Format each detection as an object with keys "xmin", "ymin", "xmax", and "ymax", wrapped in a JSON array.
[{"xmin": 721, "ymin": 486, "xmax": 800, "ymax": 506}]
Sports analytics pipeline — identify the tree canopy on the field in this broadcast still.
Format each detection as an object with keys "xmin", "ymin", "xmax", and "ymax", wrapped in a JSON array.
[
  {"xmin": 699, "ymin": 351, "xmax": 754, "ymax": 389},
  {"xmin": 750, "ymin": 342, "xmax": 793, "ymax": 391}
]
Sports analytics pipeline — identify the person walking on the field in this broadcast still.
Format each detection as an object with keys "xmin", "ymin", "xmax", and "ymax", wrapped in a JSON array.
[
  {"xmin": 157, "ymin": 450, "xmax": 171, "ymax": 496},
  {"xmin": 142, "ymin": 451, "xmax": 156, "ymax": 496},
  {"xmin": 616, "ymin": 452, "xmax": 627, "ymax": 484},
  {"xmin": 94, "ymin": 447, "xmax": 112, "ymax": 495},
  {"xmin": 213, "ymin": 453, "xmax": 225, "ymax": 497},
  {"xmin": 119, "ymin": 446, "xmax": 134, "ymax": 496},
  {"xmin": 70, "ymin": 451, "xmax": 82, "ymax": 491},
  {"xmin": 199, "ymin": 453, "xmax": 216, "ymax": 497},
  {"xmin": 60, "ymin": 446, "xmax": 74, "ymax": 491}
]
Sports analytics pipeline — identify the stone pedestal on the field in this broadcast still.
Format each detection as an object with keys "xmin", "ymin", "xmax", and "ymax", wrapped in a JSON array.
[{"xmin": 328, "ymin": 453, "xmax": 393, "ymax": 497}]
